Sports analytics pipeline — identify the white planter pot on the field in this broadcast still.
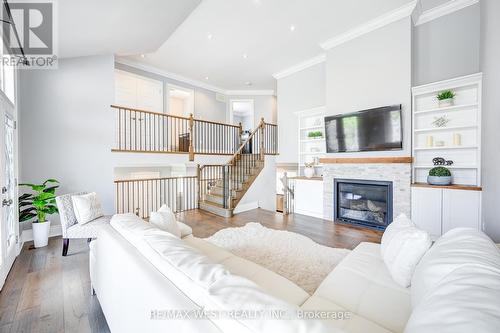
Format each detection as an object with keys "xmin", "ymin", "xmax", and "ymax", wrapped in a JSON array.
[
  {"xmin": 32, "ymin": 220, "xmax": 51, "ymax": 248},
  {"xmin": 304, "ymin": 167, "xmax": 315, "ymax": 178},
  {"xmin": 438, "ymin": 98, "xmax": 454, "ymax": 108}
]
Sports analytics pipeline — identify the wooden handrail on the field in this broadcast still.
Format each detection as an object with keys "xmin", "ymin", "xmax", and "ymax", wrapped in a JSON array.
[
  {"xmin": 226, "ymin": 120, "xmax": 263, "ymax": 165},
  {"xmin": 111, "ymin": 104, "xmax": 240, "ymax": 128},
  {"xmin": 114, "ymin": 176, "xmax": 197, "ymax": 183}
]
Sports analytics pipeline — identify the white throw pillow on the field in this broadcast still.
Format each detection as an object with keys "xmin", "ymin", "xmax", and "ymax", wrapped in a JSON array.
[
  {"xmin": 71, "ymin": 192, "xmax": 104, "ymax": 225},
  {"xmin": 149, "ymin": 204, "xmax": 181, "ymax": 238},
  {"xmin": 381, "ymin": 214, "xmax": 432, "ymax": 288}
]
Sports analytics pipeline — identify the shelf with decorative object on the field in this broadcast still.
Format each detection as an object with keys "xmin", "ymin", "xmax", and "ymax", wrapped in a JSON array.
[
  {"xmin": 295, "ymin": 107, "xmax": 326, "ymax": 176},
  {"xmin": 412, "ymin": 73, "xmax": 482, "ymax": 187}
]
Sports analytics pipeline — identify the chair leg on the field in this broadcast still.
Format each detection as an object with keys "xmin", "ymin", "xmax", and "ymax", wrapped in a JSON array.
[
  {"xmin": 87, "ymin": 238, "xmax": 92, "ymax": 243},
  {"xmin": 62, "ymin": 238, "xmax": 70, "ymax": 256}
]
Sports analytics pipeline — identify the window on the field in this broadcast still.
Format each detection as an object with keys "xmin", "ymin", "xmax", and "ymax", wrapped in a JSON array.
[{"xmin": 0, "ymin": 40, "xmax": 15, "ymax": 104}]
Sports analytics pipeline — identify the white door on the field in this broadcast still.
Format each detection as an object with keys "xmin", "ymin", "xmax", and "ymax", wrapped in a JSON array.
[{"xmin": 0, "ymin": 113, "xmax": 17, "ymax": 290}]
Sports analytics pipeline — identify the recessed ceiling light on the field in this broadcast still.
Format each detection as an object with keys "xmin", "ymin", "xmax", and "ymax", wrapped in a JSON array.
[
  {"xmin": 205, "ymin": 76, "xmax": 209, "ymax": 80},
  {"xmin": 289, "ymin": 25, "xmax": 296, "ymax": 32},
  {"xmin": 245, "ymin": 81, "xmax": 252, "ymax": 86},
  {"xmin": 140, "ymin": 54, "xmax": 146, "ymax": 58},
  {"xmin": 242, "ymin": 53, "xmax": 248, "ymax": 59},
  {"xmin": 207, "ymin": 33, "xmax": 213, "ymax": 40}
]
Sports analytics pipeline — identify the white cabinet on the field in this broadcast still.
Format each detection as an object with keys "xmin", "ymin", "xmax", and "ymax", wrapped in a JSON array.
[
  {"xmin": 294, "ymin": 179, "xmax": 323, "ymax": 219},
  {"xmin": 412, "ymin": 186, "xmax": 482, "ymax": 237},
  {"xmin": 411, "ymin": 187, "xmax": 442, "ymax": 236}
]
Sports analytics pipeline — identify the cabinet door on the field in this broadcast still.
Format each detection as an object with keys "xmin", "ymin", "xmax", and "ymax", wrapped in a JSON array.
[
  {"xmin": 294, "ymin": 180, "xmax": 323, "ymax": 219},
  {"xmin": 411, "ymin": 187, "xmax": 442, "ymax": 237},
  {"xmin": 442, "ymin": 189, "xmax": 481, "ymax": 233}
]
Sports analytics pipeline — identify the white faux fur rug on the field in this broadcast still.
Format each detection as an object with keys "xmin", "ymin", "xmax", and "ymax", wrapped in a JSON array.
[{"xmin": 205, "ymin": 222, "xmax": 351, "ymax": 294}]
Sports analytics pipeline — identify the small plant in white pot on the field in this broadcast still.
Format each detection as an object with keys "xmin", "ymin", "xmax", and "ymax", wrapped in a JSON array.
[
  {"xmin": 437, "ymin": 90, "xmax": 456, "ymax": 108},
  {"xmin": 427, "ymin": 167, "xmax": 452, "ymax": 186},
  {"xmin": 303, "ymin": 162, "xmax": 315, "ymax": 178},
  {"xmin": 19, "ymin": 179, "xmax": 59, "ymax": 248}
]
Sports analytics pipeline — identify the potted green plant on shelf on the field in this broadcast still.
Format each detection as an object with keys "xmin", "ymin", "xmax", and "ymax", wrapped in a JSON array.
[
  {"xmin": 19, "ymin": 179, "xmax": 59, "ymax": 248},
  {"xmin": 427, "ymin": 167, "xmax": 452, "ymax": 186},
  {"xmin": 437, "ymin": 90, "xmax": 456, "ymax": 108},
  {"xmin": 307, "ymin": 131, "xmax": 323, "ymax": 139}
]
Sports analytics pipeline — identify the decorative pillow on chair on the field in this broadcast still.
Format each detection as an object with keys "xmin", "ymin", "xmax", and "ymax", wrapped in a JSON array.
[
  {"xmin": 149, "ymin": 204, "xmax": 181, "ymax": 238},
  {"xmin": 381, "ymin": 214, "xmax": 432, "ymax": 288},
  {"xmin": 71, "ymin": 192, "xmax": 104, "ymax": 225}
]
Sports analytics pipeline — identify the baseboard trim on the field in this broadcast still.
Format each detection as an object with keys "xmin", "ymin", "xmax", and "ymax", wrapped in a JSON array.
[
  {"xmin": 21, "ymin": 224, "xmax": 62, "ymax": 244},
  {"xmin": 234, "ymin": 201, "xmax": 259, "ymax": 214}
]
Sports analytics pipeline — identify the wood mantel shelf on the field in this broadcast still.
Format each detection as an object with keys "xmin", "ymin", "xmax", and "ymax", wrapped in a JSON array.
[
  {"xmin": 411, "ymin": 183, "xmax": 482, "ymax": 191},
  {"xmin": 319, "ymin": 157, "xmax": 413, "ymax": 164}
]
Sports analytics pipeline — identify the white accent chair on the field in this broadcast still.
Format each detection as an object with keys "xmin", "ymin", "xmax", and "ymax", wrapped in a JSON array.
[{"xmin": 56, "ymin": 192, "xmax": 111, "ymax": 256}]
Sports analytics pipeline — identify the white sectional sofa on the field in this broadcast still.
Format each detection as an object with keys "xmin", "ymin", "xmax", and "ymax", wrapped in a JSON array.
[{"xmin": 90, "ymin": 214, "xmax": 500, "ymax": 333}]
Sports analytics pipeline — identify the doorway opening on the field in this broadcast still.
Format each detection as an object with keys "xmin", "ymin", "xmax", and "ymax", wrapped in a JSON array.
[
  {"xmin": 167, "ymin": 84, "xmax": 194, "ymax": 117},
  {"xmin": 230, "ymin": 99, "xmax": 254, "ymax": 131}
]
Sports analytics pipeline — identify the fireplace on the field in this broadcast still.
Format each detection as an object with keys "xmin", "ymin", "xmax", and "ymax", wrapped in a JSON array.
[{"xmin": 334, "ymin": 179, "xmax": 393, "ymax": 230}]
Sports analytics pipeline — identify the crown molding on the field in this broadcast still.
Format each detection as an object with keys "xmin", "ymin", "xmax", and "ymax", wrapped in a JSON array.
[
  {"xmin": 320, "ymin": 0, "xmax": 417, "ymax": 50},
  {"xmin": 272, "ymin": 54, "xmax": 326, "ymax": 80},
  {"xmin": 116, "ymin": 58, "xmax": 275, "ymax": 96},
  {"xmin": 415, "ymin": 0, "xmax": 479, "ymax": 26},
  {"xmin": 226, "ymin": 90, "xmax": 275, "ymax": 96}
]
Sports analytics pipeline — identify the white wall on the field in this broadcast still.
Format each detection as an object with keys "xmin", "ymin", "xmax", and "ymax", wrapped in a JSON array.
[
  {"xmin": 227, "ymin": 95, "xmax": 277, "ymax": 128},
  {"xmin": 115, "ymin": 62, "xmax": 227, "ymax": 123},
  {"xmin": 480, "ymin": 0, "xmax": 500, "ymax": 242},
  {"xmin": 413, "ymin": 4, "xmax": 480, "ymax": 86},
  {"xmin": 325, "ymin": 17, "xmax": 412, "ymax": 157},
  {"xmin": 19, "ymin": 55, "xmax": 116, "ymax": 224},
  {"xmin": 276, "ymin": 62, "xmax": 326, "ymax": 163}
]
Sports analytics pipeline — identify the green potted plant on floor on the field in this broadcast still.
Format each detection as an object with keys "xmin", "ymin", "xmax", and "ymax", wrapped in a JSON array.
[
  {"xmin": 437, "ymin": 90, "xmax": 456, "ymax": 107},
  {"xmin": 427, "ymin": 167, "xmax": 452, "ymax": 186},
  {"xmin": 19, "ymin": 179, "xmax": 59, "ymax": 248}
]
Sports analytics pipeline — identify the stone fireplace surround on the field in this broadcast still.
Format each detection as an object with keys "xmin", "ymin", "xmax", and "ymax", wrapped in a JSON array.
[{"xmin": 320, "ymin": 157, "xmax": 412, "ymax": 222}]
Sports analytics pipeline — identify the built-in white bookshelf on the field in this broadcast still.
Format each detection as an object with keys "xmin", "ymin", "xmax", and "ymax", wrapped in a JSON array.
[
  {"xmin": 295, "ymin": 107, "xmax": 326, "ymax": 176},
  {"xmin": 411, "ymin": 73, "xmax": 482, "ymax": 186}
]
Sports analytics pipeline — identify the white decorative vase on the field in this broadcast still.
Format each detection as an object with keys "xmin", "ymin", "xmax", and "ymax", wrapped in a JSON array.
[
  {"xmin": 304, "ymin": 167, "xmax": 315, "ymax": 178},
  {"xmin": 438, "ymin": 98, "xmax": 454, "ymax": 108},
  {"xmin": 32, "ymin": 220, "xmax": 50, "ymax": 248}
]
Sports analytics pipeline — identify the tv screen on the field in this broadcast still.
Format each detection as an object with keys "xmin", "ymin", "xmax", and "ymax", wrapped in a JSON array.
[{"xmin": 325, "ymin": 105, "xmax": 403, "ymax": 153}]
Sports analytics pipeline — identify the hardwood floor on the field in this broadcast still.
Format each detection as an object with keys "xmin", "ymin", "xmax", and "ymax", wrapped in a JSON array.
[
  {"xmin": 177, "ymin": 208, "xmax": 382, "ymax": 249},
  {"xmin": 0, "ymin": 209, "xmax": 381, "ymax": 332}
]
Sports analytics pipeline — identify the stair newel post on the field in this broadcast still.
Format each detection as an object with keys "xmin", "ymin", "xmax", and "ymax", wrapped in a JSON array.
[
  {"xmin": 238, "ymin": 122, "xmax": 243, "ymax": 145},
  {"xmin": 227, "ymin": 164, "xmax": 233, "ymax": 210},
  {"xmin": 259, "ymin": 117, "xmax": 265, "ymax": 161},
  {"xmin": 188, "ymin": 113, "xmax": 195, "ymax": 161}
]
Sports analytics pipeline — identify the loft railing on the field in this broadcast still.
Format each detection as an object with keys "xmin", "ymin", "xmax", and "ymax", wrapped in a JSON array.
[
  {"xmin": 114, "ymin": 176, "xmax": 197, "ymax": 219},
  {"xmin": 199, "ymin": 118, "xmax": 275, "ymax": 209},
  {"xmin": 112, "ymin": 105, "xmax": 243, "ymax": 160}
]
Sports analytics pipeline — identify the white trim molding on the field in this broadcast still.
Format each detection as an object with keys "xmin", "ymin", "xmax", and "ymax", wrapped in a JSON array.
[
  {"xmin": 272, "ymin": 54, "xmax": 326, "ymax": 80},
  {"xmin": 233, "ymin": 201, "xmax": 259, "ymax": 214},
  {"xmin": 226, "ymin": 90, "xmax": 275, "ymax": 96},
  {"xmin": 415, "ymin": 0, "xmax": 479, "ymax": 26},
  {"xmin": 320, "ymin": 0, "xmax": 417, "ymax": 50},
  {"xmin": 116, "ymin": 58, "xmax": 275, "ymax": 96}
]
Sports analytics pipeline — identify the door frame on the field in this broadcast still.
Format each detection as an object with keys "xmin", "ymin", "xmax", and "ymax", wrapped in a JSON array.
[
  {"xmin": 166, "ymin": 83, "xmax": 195, "ymax": 117},
  {"xmin": 229, "ymin": 99, "xmax": 255, "ymax": 129}
]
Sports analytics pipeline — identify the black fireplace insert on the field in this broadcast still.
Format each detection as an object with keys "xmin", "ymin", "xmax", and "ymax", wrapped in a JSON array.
[{"xmin": 334, "ymin": 179, "xmax": 393, "ymax": 230}]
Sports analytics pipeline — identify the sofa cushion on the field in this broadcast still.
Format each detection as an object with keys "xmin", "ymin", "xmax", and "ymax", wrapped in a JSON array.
[
  {"xmin": 220, "ymin": 256, "xmax": 310, "ymax": 306},
  {"xmin": 411, "ymin": 228, "xmax": 500, "ymax": 308},
  {"xmin": 184, "ymin": 236, "xmax": 310, "ymax": 306},
  {"xmin": 178, "ymin": 222, "xmax": 193, "ymax": 238},
  {"xmin": 301, "ymin": 295, "xmax": 392, "ymax": 333},
  {"xmin": 66, "ymin": 215, "xmax": 111, "ymax": 238},
  {"xmin": 381, "ymin": 214, "xmax": 432, "ymax": 287},
  {"xmin": 313, "ymin": 242, "xmax": 411, "ymax": 333}
]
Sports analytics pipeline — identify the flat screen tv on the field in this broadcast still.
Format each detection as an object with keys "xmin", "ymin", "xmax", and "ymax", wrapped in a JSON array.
[{"xmin": 325, "ymin": 105, "xmax": 403, "ymax": 153}]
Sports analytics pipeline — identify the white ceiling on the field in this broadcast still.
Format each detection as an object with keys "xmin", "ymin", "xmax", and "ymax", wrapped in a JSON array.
[
  {"xmin": 57, "ymin": 0, "xmax": 454, "ymax": 91},
  {"xmin": 57, "ymin": 0, "xmax": 201, "ymax": 58},
  {"xmin": 120, "ymin": 0, "xmax": 414, "ymax": 91}
]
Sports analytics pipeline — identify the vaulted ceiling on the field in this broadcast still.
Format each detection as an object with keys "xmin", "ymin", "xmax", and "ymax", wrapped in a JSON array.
[{"xmin": 57, "ymin": 0, "xmax": 453, "ymax": 91}]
